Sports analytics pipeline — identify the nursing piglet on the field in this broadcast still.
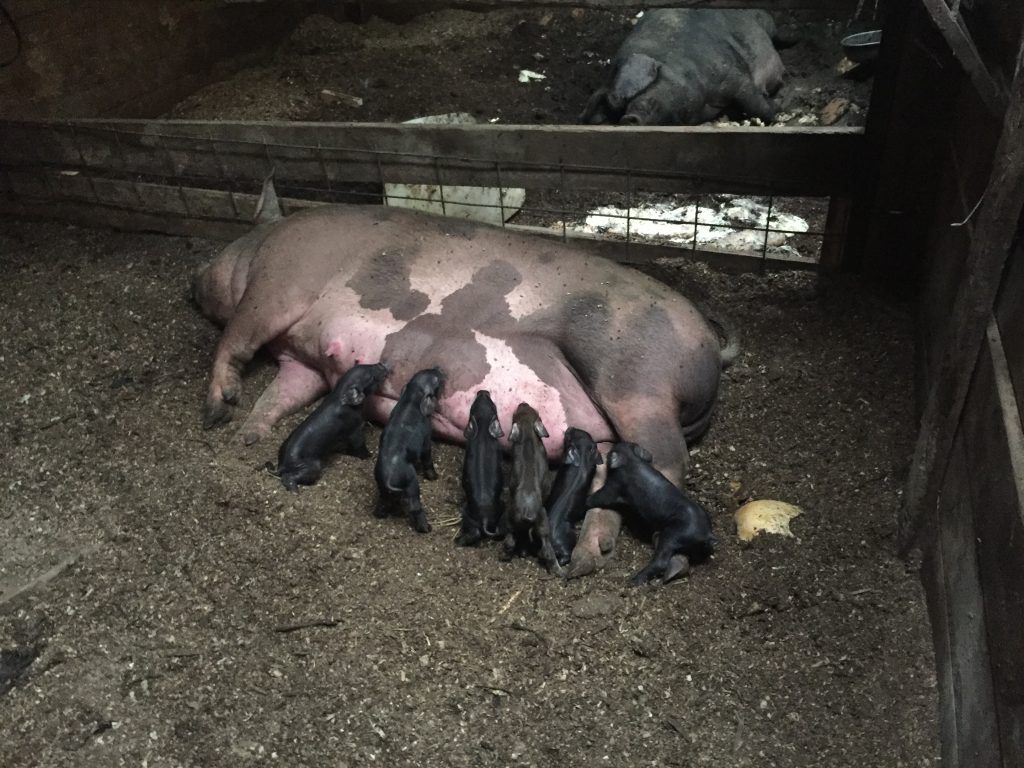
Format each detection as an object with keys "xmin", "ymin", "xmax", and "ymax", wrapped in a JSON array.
[
  {"xmin": 545, "ymin": 428, "xmax": 603, "ymax": 567},
  {"xmin": 269, "ymin": 362, "xmax": 388, "ymax": 491},
  {"xmin": 586, "ymin": 441, "xmax": 715, "ymax": 585},
  {"xmin": 374, "ymin": 368, "xmax": 445, "ymax": 533},
  {"xmin": 457, "ymin": 390, "xmax": 505, "ymax": 546},
  {"xmin": 504, "ymin": 403, "xmax": 561, "ymax": 574}
]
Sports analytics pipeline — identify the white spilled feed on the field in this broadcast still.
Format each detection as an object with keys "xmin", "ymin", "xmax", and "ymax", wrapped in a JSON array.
[
  {"xmin": 572, "ymin": 196, "xmax": 810, "ymax": 255},
  {"xmin": 384, "ymin": 113, "xmax": 526, "ymax": 226}
]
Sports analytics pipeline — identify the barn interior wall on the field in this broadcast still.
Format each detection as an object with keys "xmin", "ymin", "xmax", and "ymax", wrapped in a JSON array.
[
  {"xmin": 0, "ymin": 0, "xmax": 307, "ymax": 119},
  {"xmin": 917, "ymin": 222, "xmax": 1024, "ymax": 767},
  {"xmin": 861, "ymin": 0, "xmax": 1024, "ymax": 763},
  {"xmin": 958, "ymin": 0, "xmax": 1024, "ymax": 90},
  {"xmin": 917, "ymin": 80, "xmax": 1002, "ymax": 383}
]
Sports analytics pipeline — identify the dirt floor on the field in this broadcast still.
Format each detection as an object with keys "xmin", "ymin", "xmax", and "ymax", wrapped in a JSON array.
[
  {"xmin": 0, "ymin": 217, "xmax": 937, "ymax": 767},
  {"xmin": 171, "ymin": 8, "xmax": 875, "ymax": 127},
  {"xmin": 1, "ymin": 6, "xmax": 935, "ymax": 768}
]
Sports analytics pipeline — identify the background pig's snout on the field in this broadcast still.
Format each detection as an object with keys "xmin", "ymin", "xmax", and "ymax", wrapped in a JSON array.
[
  {"xmin": 482, "ymin": 520, "xmax": 500, "ymax": 538},
  {"xmin": 620, "ymin": 113, "xmax": 642, "ymax": 125}
]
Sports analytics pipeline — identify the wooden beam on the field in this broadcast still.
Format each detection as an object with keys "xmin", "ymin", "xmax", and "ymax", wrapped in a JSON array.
[
  {"xmin": 359, "ymin": 0, "xmax": 857, "ymax": 10},
  {"xmin": 899, "ymin": 68, "xmax": 1024, "ymax": 552},
  {"xmin": 921, "ymin": 430, "xmax": 1001, "ymax": 768},
  {"xmin": 960, "ymin": 321, "xmax": 1024, "ymax": 762},
  {"xmin": 918, "ymin": 0, "xmax": 1006, "ymax": 115},
  {"xmin": 0, "ymin": 119, "xmax": 863, "ymax": 197}
]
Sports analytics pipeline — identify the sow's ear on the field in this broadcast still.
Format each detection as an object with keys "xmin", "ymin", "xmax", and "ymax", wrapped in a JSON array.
[
  {"xmin": 580, "ymin": 88, "xmax": 611, "ymax": 124},
  {"xmin": 607, "ymin": 450, "xmax": 624, "ymax": 470},
  {"xmin": 509, "ymin": 422, "xmax": 521, "ymax": 444},
  {"xmin": 631, "ymin": 444, "xmax": 654, "ymax": 463},
  {"xmin": 488, "ymin": 417, "xmax": 504, "ymax": 440},
  {"xmin": 534, "ymin": 419, "xmax": 549, "ymax": 440},
  {"xmin": 341, "ymin": 387, "xmax": 365, "ymax": 406},
  {"xmin": 464, "ymin": 420, "xmax": 477, "ymax": 440},
  {"xmin": 612, "ymin": 53, "xmax": 661, "ymax": 103},
  {"xmin": 420, "ymin": 395, "xmax": 437, "ymax": 417}
]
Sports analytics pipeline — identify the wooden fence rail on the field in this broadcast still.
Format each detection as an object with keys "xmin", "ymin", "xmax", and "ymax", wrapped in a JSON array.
[{"xmin": 0, "ymin": 120, "xmax": 864, "ymax": 198}]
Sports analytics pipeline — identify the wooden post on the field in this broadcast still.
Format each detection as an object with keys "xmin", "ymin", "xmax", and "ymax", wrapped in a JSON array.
[
  {"xmin": 818, "ymin": 196, "xmax": 852, "ymax": 273},
  {"xmin": 899, "ymin": 66, "xmax": 1024, "ymax": 553}
]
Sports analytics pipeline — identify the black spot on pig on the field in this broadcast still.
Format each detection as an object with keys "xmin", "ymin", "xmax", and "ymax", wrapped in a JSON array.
[
  {"xmin": 347, "ymin": 249, "xmax": 430, "ymax": 321},
  {"xmin": 380, "ymin": 261, "xmax": 523, "ymax": 391},
  {"xmin": 509, "ymin": 292, "xmax": 614, "ymax": 392},
  {"xmin": 605, "ymin": 305, "xmax": 682, "ymax": 394},
  {"xmin": 559, "ymin": 293, "xmax": 614, "ymax": 382},
  {"xmin": 473, "ymin": 260, "xmax": 523, "ymax": 294}
]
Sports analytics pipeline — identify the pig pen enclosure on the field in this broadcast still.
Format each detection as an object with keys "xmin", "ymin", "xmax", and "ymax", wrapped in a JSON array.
[{"xmin": 5, "ymin": 0, "xmax": 1022, "ymax": 765}]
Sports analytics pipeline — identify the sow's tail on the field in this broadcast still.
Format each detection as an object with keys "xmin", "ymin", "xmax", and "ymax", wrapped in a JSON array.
[{"xmin": 702, "ymin": 306, "xmax": 740, "ymax": 369}]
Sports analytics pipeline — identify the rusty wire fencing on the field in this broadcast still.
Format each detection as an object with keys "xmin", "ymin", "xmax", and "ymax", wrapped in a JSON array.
[{"xmin": 0, "ymin": 119, "xmax": 848, "ymax": 268}]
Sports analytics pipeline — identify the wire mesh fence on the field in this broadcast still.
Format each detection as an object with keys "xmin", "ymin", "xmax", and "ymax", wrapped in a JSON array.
[{"xmin": 0, "ymin": 119, "xmax": 844, "ymax": 268}]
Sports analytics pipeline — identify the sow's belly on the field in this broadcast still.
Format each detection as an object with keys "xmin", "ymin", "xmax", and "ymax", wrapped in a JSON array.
[{"xmin": 313, "ymin": 322, "xmax": 614, "ymax": 460}]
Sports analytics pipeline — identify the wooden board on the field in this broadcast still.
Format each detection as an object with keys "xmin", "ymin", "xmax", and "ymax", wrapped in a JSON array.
[
  {"xmin": 933, "ymin": 434, "xmax": 1000, "ymax": 768},
  {"xmin": 850, "ymin": 1, "xmax": 955, "ymax": 287},
  {"xmin": 356, "ymin": 0, "xmax": 858, "ymax": 10},
  {"xmin": 917, "ymin": 83, "xmax": 999, "ymax": 382},
  {"xmin": 900, "ymin": 66, "xmax": 1024, "ymax": 551},
  {"xmin": 995, "ymin": 234, "xmax": 1024, "ymax": 419},
  {"xmin": 918, "ymin": 0, "xmax": 1006, "ymax": 115},
  {"xmin": 959, "ymin": 321, "xmax": 1024, "ymax": 764},
  {"xmin": 921, "ymin": 531, "xmax": 960, "ymax": 768},
  {"xmin": 0, "ymin": 119, "xmax": 863, "ymax": 197}
]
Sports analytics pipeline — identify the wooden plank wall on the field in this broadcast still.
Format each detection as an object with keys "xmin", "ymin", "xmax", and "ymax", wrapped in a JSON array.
[
  {"xmin": 0, "ymin": 0, "xmax": 306, "ymax": 119},
  {"xmin": 957, "ymin": 308, "xmax": 1024, "ymax": 765},
  {"xmin": 882, "ymin": 2, "xmax": 1024, "ymax": 764}
]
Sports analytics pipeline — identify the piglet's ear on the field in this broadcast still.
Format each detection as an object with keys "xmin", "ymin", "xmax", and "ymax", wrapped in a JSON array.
[
  {"xmin": 464, "ymin": 420, "xmax": 477, "ymax": 440},
  {"xmin": 488, "ymin": 418, "xmax": 504, "ymax": 439},
  {"xmin": 420, "ymin": 395, "xmax": 437, "ymax": 417},
  {"xmin": 534, "ymin": 419, "xmax": 549, "ymax": 439},
  {"xmin": 595, "ymin": 451, "xmax": 604, "ymax": 465},
  {"xmin": 607, "ymin": 451, "xmax": 624, "ymax": 470},
  {"xmin": 632, "ymin": 444, "xmax": 653, "ymax": 463},
  {"xmin": 664, "ymin": 554, "xmax": 690, "ymax": 583},
  {"xmin": 509, "ymin": 422, "xmax": 521, "ymax": 444},
  {"xmin": 565, "ymin": 446, "xmax": 580, "ymax": 466},
  {"xmin": 341, "ymin": 388, "xmax": 365, "ymax": 406}
]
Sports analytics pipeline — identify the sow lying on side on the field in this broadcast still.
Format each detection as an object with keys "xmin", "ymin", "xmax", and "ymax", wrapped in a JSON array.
[
  {"xmin": 193, "ymin": 177, "xmax": 736, "ymax": 573},
  {"xmin": 581, "ymin": 9, "xmax": 786, "ymax": 126}
]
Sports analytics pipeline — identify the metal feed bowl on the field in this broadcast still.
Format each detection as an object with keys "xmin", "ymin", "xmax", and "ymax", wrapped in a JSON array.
[{"xmin": 841, "ymin": 30, "xmax": 883, "ymax": 64}]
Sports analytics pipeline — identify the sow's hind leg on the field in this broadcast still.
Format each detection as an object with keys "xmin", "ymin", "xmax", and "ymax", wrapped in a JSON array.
[
  {"xmin": 603, "ymin": 396, "xmax": 692, "ymax": 486},
  {"xmin": 239, "ymin": 354, "xmax": 329, "ymax": 445},
  {"xmin": 203, "ymin": 290, "xmax": 310, "ymax": 430}
]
